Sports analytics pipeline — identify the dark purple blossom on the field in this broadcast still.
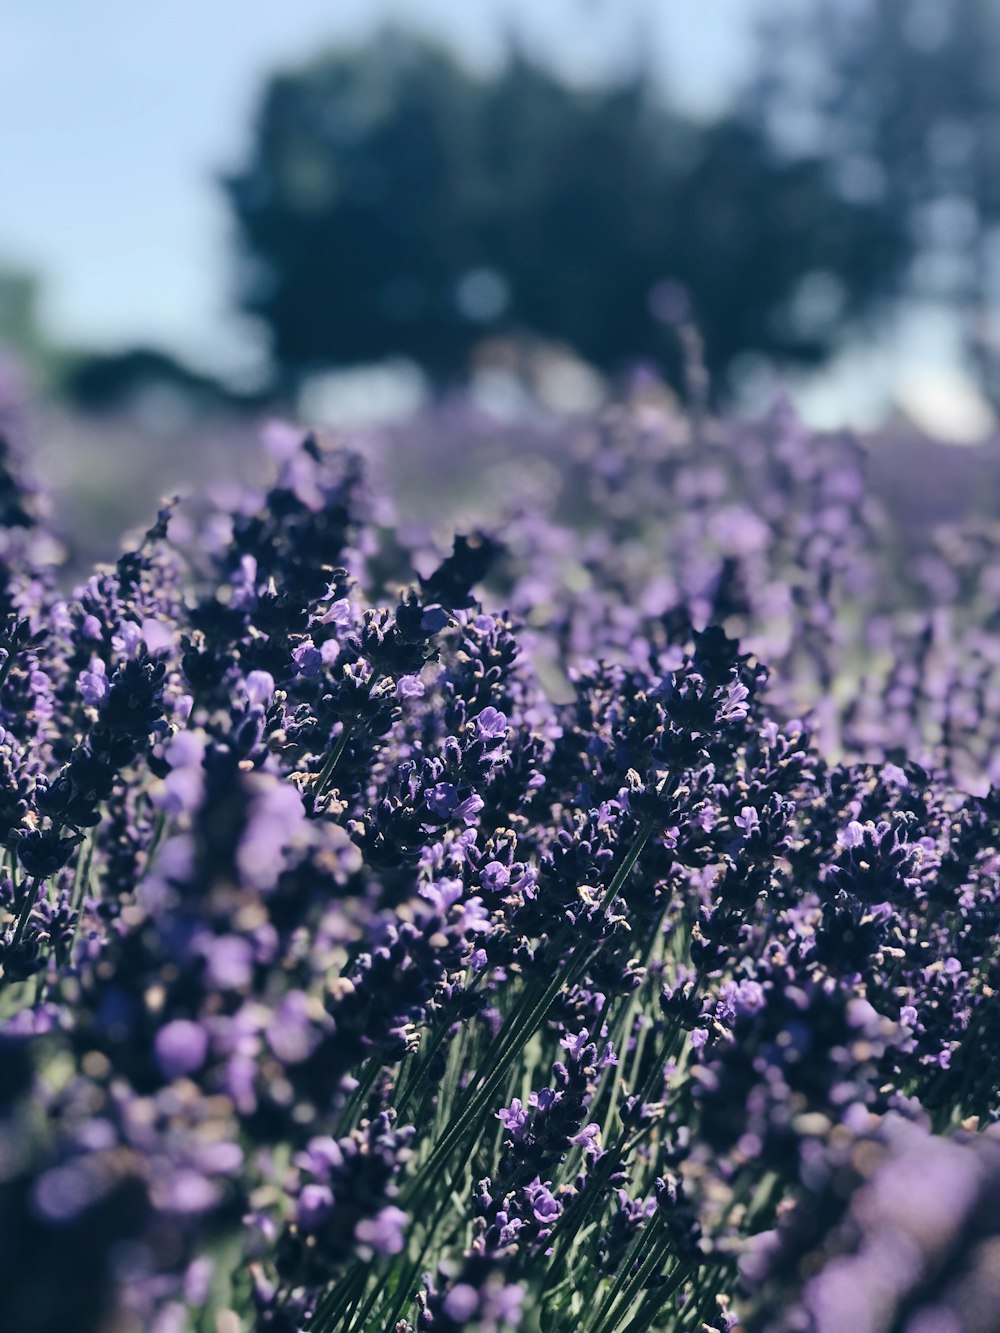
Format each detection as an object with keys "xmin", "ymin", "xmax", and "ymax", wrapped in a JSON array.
[{"xmin": 0, "ymin": 391, "xmax": 997, "ymax": 1333}]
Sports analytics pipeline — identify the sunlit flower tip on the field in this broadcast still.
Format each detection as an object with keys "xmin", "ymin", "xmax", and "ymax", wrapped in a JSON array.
[
  {"xmin": 112, "ymin": 620, "xmax": 145, "ymax": 659},
  {"xmin": 559, "ymin": 1029, "xmax": 591, "ymax": 1059},
  {"xmin": 718, "ymin": 680, "xmax": 750, "ymax": 722},
  {"xmin": 317, "ymin": 596, "xmax": 352, "ymax": 625},
  {"xmin": 480, "ymin": 861, "xmax": 510, "ymax": 891},
  {"xmin": 497, "ymin": 1099, "xmax": 529, "ymax": 1141},
  {"xmin": 570, "ymin": 1123, "xmax": 602, "ymax": 1155},
  {"xmin": 734, "ymin": 806, "xmax": 759, "ymax": 834},
  {"xmin": 452, "ymin": 790, "xmax": 485, "ymax": 824},
  {"xmin": 141, "ymin": 618, "xmax": 174, "ymax": 655},
  {"xmin": 78, "ymin": 657, "xmax": 109, "ymax": 706},
  {"xmin": 243, "ymin": 670, "xmax": 276, "ymax": 707},
  {"xmin": 395, "ymin": 673, "xmax": 425, "ymax": 698},
  {"xmin": 841, "ymin": 820, "xmax": 866, "ymax": 849},
  {"xmin": 292, "ymin": 641, "xmax": 324, "ymax": 676},
  {"xmin": 476, "ymin": 706, "xmax": 508, "ymax": 738}
]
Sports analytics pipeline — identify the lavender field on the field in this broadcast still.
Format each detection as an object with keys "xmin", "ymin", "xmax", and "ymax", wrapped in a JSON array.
[{"xmin": 1, "ymin": 382, "xmax": 1000, "ymax": 1333}]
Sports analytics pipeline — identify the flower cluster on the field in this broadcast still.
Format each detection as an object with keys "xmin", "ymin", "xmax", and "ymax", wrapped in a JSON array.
[{"xmin": 1, "ymin": 382, "xmax": 999, "ymax": 1333}]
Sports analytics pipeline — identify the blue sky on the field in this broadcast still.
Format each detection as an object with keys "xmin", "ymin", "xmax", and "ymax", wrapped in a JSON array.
[{"xmin": 0, "ymin": 0, "xmax": 758, "ymax": 375}]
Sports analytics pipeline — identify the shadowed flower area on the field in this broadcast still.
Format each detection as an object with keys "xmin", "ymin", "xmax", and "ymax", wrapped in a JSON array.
[
  {"xmin": 0, "ymin": 384, "xmax": 1000, "ymax": 1332},
  {"xmin": 744, "ymin": 1115, "xmax": 1000, "ymax": 1333}
]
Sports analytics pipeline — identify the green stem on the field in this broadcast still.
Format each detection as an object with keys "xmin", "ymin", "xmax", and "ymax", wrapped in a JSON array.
[
  {"xmin": 0, "ymin": 648, "xmax": 18, "ymax": 697},
  {"xmin": 313, "ymin": 672, "xmax": 381, "ymax": 808},
  {"xmin": 313, "ymin": 803, "xmax": 663, "ymax": 1326},
  {"xmin": 622, "ymin": 1258, "xmax": 689, "ymax": 1333},
  {"xmin": 10, "ymin": 876, "xmax": 41, "ymax": 951},
  {"xmin": 71, "ymin": 834, "xmax": 94, "ymax": 913},
  {"xmin": 147, "ymin": 808, "xmax": 169, "ymax": 861},
  {"xmin": 308, "ymin": 1266, "xmax": 369, "ymax": 1333},
  {"xmin": 406, "ymin": 932, "xmax": 606, "ymax": 1215},
  {"xmin": 541, "ymin": 1142, "xmax": 626, "ymax": 1301},
  {"xmin": 65, "ymin": 834, "xmax": 96, "ymax": 962},
  {"xmin": 333, "ymin": 1057, "xmax": 383, "ymax": 1140},
  {"xmin": 416, "ymin": 810, "xmax": 658, "ymax": 1189},
  {"xmin": 313, "ymin": 723, "xmax": 357, "ymax": 805},
  {"xmin": 361, "ymin": 1187, "xmax": 454, "ymax": 1333},
  {"xmin": 590, "ymin": 1213, "xmax": 669, "ymax": 1333},
  {"xmin": 395, "ymin": 967, "xmax": 488, "ymax": 1119},
  {"xmin": 599, "ymin": 909, "xmax": 668, "ymax": 1145}
]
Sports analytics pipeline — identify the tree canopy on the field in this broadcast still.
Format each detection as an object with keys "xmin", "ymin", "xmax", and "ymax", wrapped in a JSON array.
[
  {"xmin": 746, "ymin": 0, "xmax": 1000, "ymax": 404},
  {"xmin": 226, "ymin": 28, "xmax": 909, "ymax": 393}
]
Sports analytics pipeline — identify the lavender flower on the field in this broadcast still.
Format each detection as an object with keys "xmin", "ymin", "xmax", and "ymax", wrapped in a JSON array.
[{"xmin": 0, "ymin": 389, "xmax": 996, "ymax": 1333}]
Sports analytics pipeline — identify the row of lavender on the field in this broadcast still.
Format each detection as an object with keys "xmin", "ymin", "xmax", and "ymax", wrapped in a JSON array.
[
  {"xmin": 366, "ymin": 383, "xmax": 1000, "ymax": 790},
  {"xmin": 0, "ymin": 394, "xmax": 998, "ymax": 1333}
]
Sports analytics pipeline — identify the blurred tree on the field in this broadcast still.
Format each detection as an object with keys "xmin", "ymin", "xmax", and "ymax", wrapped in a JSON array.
[
  {"xmin": 226, "ymin": 33, "xmax": 482, "ymax": 388},
  {"xmin": 59, "ymin": 347, "xmax": 247, "ymax": 415},
  {"xmin": 226, "ymin": 27, "xmax": 908, "ymax": 394},
  {"xmin": 0, "ymin": 269, "xmax": 48, "ymax": 370},
  {"xmin": 745, "ymin": 0, "xmax": 1000, "ymax": 403}
]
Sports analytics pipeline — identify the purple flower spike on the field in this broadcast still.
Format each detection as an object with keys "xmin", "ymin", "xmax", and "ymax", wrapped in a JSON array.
[
  {"xmin": 497, "ymin": 1099, "xmax": 530, "ymax": 1142},
  {"xmin": 734, "ymin": 805, "xmax": 759, "ymax": 834},
  {"xmin": 476, "ymin": 706, "xmax": 508, "ymax": 738},
  {"xmin": 297, "ymin": 1184, "xmax": 334, "ymax": 1231},
  {"xmin": 526, "ymin": 1180, "xmax": 561, "ymax": 1225},
  {"xmin": 354, "ymin": 1204, "xmax": 408, "ymax": 1257},
  {"xmin": 480, "ymin": 861, "xmax": 510, "ymax": 892},
  {"xmin": 841, "ymin": 820, "xmax": 865, "ymax": 849},
  {"xmin": 419, "ymin": 605, "xmax": 449, "ymax": 634},
  {"xmin": 443, "ymin": 1284, "xmax": 480, "ymax": 1321},
  {"xmin": 560, "ymin": 1029, "xmax": 591, "ymax": 1059},
  {"xmin": 455, "ymin": 792, "xmax": 485, "ymax": 824},
  {"xmin": 78, "ymin": 658, "xmax": 109, "ymax": 706},
  {"xmin": 244, "ymin": 669, "xmax": 276, "ymax": 706},
  {"xmin": 154, "ymin": 1019, "xmax": 209, "ymax": 1080},
  {"xmin": 292, "ymin": 642, "xmax": 323, "ymax": 677},
  {"xmin": 396, "ymin": 673, "xmax": 425, "ymax": 698},
  {"xmin": 569, "ymin": 1123, "xmax": 603, "ymax": 1156},
  {"xmin": 426, "ymin": 782, "xmax": 458, "ymax": 816},
  {"xmin": 202, "ymin": 935, "xmax": 254, "ymax": 991}
]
